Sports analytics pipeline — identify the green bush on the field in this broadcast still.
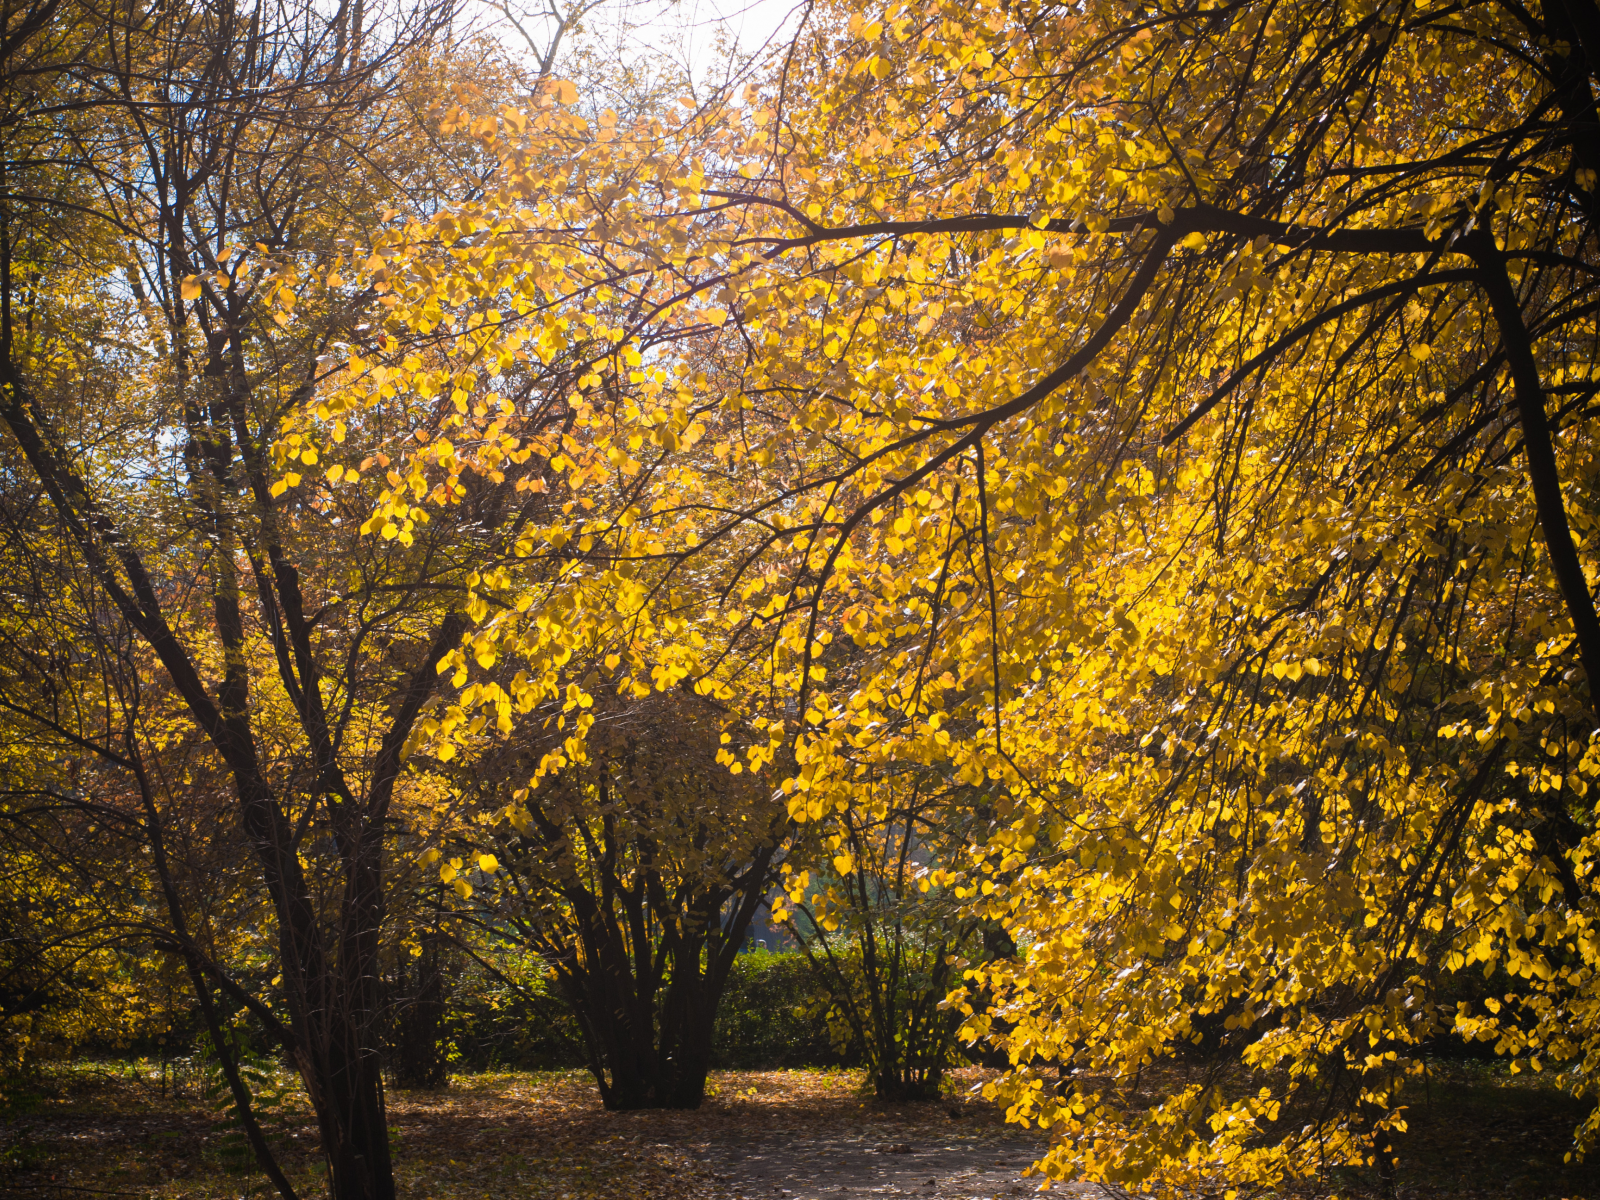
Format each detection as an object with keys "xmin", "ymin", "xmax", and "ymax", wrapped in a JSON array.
[
  {"xmin": 440, "ymin": 953, "xmax": 588, "ymax": 1073},
  {"xmin": 711, "ymin": 950, "xmax": 846, "ymax": 1069}
]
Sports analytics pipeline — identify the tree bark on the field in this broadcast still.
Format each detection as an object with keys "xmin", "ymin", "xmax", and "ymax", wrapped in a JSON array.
[
  {"xmin": 1473, "ymin": 236, "xmax": 1600, "ymax": 714},
  {"xmin": 393, "ymin": 932, "xmax": 449, "ymax": 1089}
]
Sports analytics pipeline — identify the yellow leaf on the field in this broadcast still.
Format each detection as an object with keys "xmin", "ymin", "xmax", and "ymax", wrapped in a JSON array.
[{"xmin": 180, "ymin": 275, "xmax": 202, "ymax": 300}]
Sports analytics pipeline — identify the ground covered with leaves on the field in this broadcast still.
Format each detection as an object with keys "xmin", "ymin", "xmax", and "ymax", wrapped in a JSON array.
[
  {"xmin": 0, "ymin": 1062, "xmax": 1597, "ymax": 1199},
  {"xmin": 0, "ymin": 1064, "xmax": 1035, "ymax": 1200}
]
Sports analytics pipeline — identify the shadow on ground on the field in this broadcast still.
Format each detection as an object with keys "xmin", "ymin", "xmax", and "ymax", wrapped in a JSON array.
[{"xmin": 2, "ymin": 1061, "xmax": 1598, "ymax": 1199}]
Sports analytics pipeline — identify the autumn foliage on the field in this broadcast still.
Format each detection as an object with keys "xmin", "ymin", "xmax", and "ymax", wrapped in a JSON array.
[{"xmin": 5, "ymin": 0, "xmax": 1600, "ymax": 1194}]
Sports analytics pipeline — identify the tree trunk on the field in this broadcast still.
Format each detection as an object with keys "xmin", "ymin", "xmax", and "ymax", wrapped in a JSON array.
[
  {"xmin": 304, "ymin": 1035, "xmax": 394, "ymax": 1200},
  {"xmin": 586, "ymin": 996, "xmax": 713, "ymax": 1110},
  {"xmin": 656, "ymin": 948, "xmax": 717, "ymax": 1108},
  {"xmin": 392, "ymin": 931, "xmax": 449, "ymax": 1089},
  {"xmin": 556, "ymin": 911, "xmax": 744, "ymax": 1110},
  {"xmin": 283, "ymin": 833, "xmax": 396, "ymax": 1200}
]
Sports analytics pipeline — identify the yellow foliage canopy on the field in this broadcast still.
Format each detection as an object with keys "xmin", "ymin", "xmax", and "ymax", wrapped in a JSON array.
[{"xmin": 274, "ymin": 0, "xmax": 1600, "ymax": 1189}]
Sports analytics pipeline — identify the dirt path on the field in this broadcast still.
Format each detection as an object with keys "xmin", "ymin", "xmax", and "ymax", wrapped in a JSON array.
[{"xmin": 696, "ymin": 1128, "xmax": 1056, "ymax": 1200}]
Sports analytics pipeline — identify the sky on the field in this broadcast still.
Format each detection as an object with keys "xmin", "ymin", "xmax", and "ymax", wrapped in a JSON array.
[
  {"xmin": 475, "ymin": 0, "xmax": 807, "ymax": 92},
  {"xmin": 619, "ymin": 0, "xmax": 803, "ymax": 76}
]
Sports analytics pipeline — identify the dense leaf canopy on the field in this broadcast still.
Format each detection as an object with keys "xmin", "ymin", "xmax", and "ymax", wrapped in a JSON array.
[
  {"xmin": 288, "ymin": 0, "xmax": 1600, "ymax": 1189},
  {"xmin": 7, "ymin": 0, "xmax": 1600, "ymax": 1192}
]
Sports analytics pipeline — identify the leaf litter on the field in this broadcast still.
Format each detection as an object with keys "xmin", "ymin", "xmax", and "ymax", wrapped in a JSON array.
[
  {"xmin": 10, "ymin": 1061, "xmax": 1592, "ymax": 1199},
  {"xmin": 0, "ymin": 1064, "xmax": 1041, "ymax": 1200}
]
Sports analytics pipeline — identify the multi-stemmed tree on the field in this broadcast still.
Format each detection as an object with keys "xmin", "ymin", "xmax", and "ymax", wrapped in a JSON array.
[{"xmin": 435, "ymin": 687, "xmax": 786, "ymax": 1109}]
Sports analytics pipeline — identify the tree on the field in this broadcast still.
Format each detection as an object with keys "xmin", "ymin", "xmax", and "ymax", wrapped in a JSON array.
[
  {"xmin": 0, "ymin": 0, "xmax": 564, "ymax": 1192},
  {"xmin": 0, "ymin": 439, "xmax": 302, "ymax": 1185},
  {"xmin": 772, "ymin": 769, "xmax": 981, "ymax": 1101},
  {"xmin": 438, "ymin": 686, "xmax": 785, "ymax": 1108},
  {"xmin": 387, "ymin": 926, "xmax": 453, "ymax": 1090},
  {"xmin": 327, "ymin": 0, "xmax": 1600, "ymax": 1190}
]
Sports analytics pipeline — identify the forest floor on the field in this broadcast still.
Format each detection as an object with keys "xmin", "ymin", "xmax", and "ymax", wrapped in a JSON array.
[{"xmin": 0, "ymin": 1060, "xmax": 1598, "ymax": 1200}]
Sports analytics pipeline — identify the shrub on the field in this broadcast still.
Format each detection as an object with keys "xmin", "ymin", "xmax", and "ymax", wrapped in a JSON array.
[
  {"xmin": 711, "ymin": 950, "xmax": 844, "ymax": 1069},
  {"xmin": 435, "ymin": 952, "xmax": 588, "ymax": 1074}
]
